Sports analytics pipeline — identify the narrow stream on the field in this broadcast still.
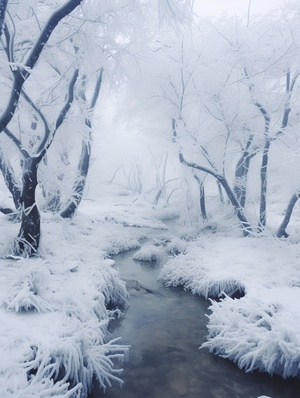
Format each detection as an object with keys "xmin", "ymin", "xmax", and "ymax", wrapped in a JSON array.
[{"xmin": 90, "ymin": 228, "xmax": 300, "ymax": 398}]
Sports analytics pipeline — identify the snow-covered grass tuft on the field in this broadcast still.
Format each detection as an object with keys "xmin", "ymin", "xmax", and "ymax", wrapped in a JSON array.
[
  {"xmin": 5, "ymin": 260, "xmax": 55, "ymax": 312},
  {"xmin": 202, "ymin": 290, "xmax": 300, "ymax": 379},
  {"xmin": 133, "ymin": 245, "xmax": 163, "ymax": 262},
  {"xmin": 160, "ymin": 252, "xmax": 245, "ymax": 298},
  {"xmin": 0, "ymin": 256, "xmax": 129, "ymax": 397},
  {"xmin": 165, "ymin": 237, "xmax": 188, "ymax": 255},
  {"xmin": 103, "ymin": 235, "xmax": 141, "ymax": 256}
]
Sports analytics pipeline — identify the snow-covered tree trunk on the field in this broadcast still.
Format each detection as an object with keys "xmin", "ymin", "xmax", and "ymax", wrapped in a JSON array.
[
  {"xmin": 60, "ymin": 68, "xmax": 103, "ymax": 219},
  {"xmin": 193, "ymin": 173, "xmax": 207, "ymax": 220},
  {"xmin": 277, "ymin": 191, "xmax": 300, "ymax": 238},
  {"xmin": 259, "ymin": 138, "xmax": 270, "ymax": 229},
  {"xmin": 60, "ymin": 140, "xmax": 91, "ymax": 219},
  {"xmin": 0, "ymin": 149, "xmax": 21, "ymax": 210},
  {"xmin": 233, "ymin": 135, "xmax": 257, "ymax": 209},
  {"xmin": 13, "ymin": 156, "xmax": 41, "ymax": 256}
]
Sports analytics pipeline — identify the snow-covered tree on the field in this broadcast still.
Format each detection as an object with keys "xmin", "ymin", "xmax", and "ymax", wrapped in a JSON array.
[
  {"xmin": 123, "ymin": 4, "xmax": 300, "ymax": 236},
  {"xmin": 0, "ymin": 0, "xmax": 193, "ymax": 256}
]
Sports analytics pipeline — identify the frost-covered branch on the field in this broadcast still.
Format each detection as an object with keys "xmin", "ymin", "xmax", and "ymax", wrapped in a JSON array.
[
  {"xmin": 38, "ymin": 68, "xmax": 79, "ymax": 156},
  {"xmin": 179, "ymin": 152, "xmax": 252, "ymax": 234},
  {"xmin": 0, "ymin": 0, "xmax": 83, "ymax": 134},
  {"xmin": 0, "ymin": 0, "xmax": 8, "ymax": 37}
]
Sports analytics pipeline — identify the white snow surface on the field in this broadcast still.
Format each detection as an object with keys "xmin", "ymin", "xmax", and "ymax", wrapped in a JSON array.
[
  {"xmin": 0, "ymin": 190, "xmax": 160, "ymax": 397},
  {"xmin": 1, "ymin": 179, "xmax": 300, "ymax": 395},
  {"xmin": 160, "ymin": 234, "xmax": 300, "ymax": 379}
]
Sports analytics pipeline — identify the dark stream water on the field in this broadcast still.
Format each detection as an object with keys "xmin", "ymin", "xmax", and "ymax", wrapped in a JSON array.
[{"xmin": 90, "ymin": 229, "xmax": 300, "ymax": 398}]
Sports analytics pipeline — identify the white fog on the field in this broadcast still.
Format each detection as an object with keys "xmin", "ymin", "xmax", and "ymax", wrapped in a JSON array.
[{"xmin": 0, "ymin": 1, "xmax": 299, "ymax": 397}]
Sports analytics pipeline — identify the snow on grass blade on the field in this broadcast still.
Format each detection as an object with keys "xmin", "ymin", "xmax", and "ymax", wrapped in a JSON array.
[
  {"xmin": 0, "ymin": 256, "xmax": 129, "ymax": 397},
  {"xmin": 160, "ymin": 252, "xmax": 245, "ymax": 298},
  {"xmin": 202, "ymin": 293, "xmax": 300, "ymax": 379},
  {"xmin": 160, "ymin": 235, "xmax": 300, "ymax": 379},
  {"xmin": 133, "ymin": 245, "xmax": 163, "ymax": 262}
]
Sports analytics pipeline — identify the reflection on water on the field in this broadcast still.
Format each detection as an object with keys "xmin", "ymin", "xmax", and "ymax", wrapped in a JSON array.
[{"xmin": 90, "ymin": 234, "xmax": 300, "ymax": 398}]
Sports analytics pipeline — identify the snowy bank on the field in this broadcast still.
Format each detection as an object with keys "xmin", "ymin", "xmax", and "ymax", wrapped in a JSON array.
[
  {"xmin": 0, "ymin": 184, "xmax": 176, "ymax": 397},
  {"xmin": 0, "ymin": 210, "xmax": 133, "ymax": 397},
  {"xmin": 160, "ymin": 235, "xmax": 300, "ymax": 379}
]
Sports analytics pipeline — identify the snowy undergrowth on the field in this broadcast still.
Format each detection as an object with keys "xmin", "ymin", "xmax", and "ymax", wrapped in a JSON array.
[
  {"xmin": 0, "ymin": 257, "xmax": 129, "ymax": 397},
  {"xmin": 0, "ymin": 186, "xmax": 174, "ymax": 397},
  {"xmin": 160, "ymin": 235, "xmax": 300, "ymax": 379},
  {"xmin": 202, "ymin": 288, "xmax": 300, "ymax": 378},
  {"xmin": 0, "ymin": 210, "xmax": 137, "ymax": 397},
  {"xmin": 133, "ymin": 245, "xmax": 163, "ymax": 262}
]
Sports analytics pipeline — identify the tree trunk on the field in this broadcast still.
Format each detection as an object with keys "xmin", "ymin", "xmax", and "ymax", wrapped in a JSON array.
[
  {"xmin": 193, "ymin": 173, "xmax": 207, "ymax": 220},
  {"xmin": 276, "ymin": 192, "xmax": 300, "ymax": 238},
  {"xmin": 0, "ymin": 1, "xmax": 8, "ymax": 38},
  {"xmin": 258, "ymin": 140, "xmax": 270, "ymax": 230},
  {"xmin": 233, "ymin": 134, "xmax": 257, "ymax": 209},
  {"xmin": 60, "ymin": 140, "xmax": 91, "ymax": 219},
  {"xmin": 234, "ymin": 151, "xmax": 252, "ymax": 208},
  {"xmin": 12, "ymin": 157, "xmax": 41, "ymax": 256},
  {"xmin": 216, "ymin": 180, "xmax": 224, "ymax": 204},
  {"xmin": 0, "ymin": 149, "xmax": 21, "ymax": 210},
  {"xmin": 59, "ymin": 68, "xmax": 103, "ymax": 219}
]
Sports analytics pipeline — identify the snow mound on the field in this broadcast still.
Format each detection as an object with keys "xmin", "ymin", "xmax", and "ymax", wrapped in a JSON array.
[
  {"xmin": 202, "ymin": 289, "xmax": 300, "ymax": 379},
  {"xmin": 133, "ymin": 245, "xmax": 163, "ymax": 262}
]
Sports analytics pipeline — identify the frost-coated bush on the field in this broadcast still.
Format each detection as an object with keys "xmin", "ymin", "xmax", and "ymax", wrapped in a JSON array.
[{"xmin": 202, "ymin": 295, "xmax": 300, "ymax": 379}]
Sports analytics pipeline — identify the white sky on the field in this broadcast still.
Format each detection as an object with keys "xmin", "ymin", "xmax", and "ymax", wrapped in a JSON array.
[{"xmin": 194, "ymin": 0, "xmax": 287, "ymax": 17}]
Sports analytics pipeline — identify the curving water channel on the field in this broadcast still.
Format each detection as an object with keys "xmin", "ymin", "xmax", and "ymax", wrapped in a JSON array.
[{"xmin": 90, "ymin": 228, "xmax": 300, "ymax": 398}]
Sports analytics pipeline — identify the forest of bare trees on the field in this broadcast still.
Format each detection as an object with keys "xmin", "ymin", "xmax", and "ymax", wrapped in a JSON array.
[{"xmin": 2, "ymin": 1, "xmax": 300, "ymax": 256}]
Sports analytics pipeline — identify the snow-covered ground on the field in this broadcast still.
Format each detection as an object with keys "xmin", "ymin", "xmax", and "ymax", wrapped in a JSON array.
[
  {"xmin": 0, "ymin": 171, "xmax": 190, "ymax": 397},
  {"xmin": 0, "ymin": 181, "xmax": 300, "ymax": 396},
  {"xmin": 160, "ymin": 227, "xmax": 300, "ymax": 380},
  {"xmin": 0, "ymin": 186, "xmax": 170, "ymax": 397}
]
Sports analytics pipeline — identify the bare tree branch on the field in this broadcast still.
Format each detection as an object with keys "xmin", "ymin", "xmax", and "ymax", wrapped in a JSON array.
[
  {"xmin": 0, "ymin": 0, "xmax": 8, "ymax": 37},
  {"xmin": 179, "ymin": 151, "xmax": 252, "ymax": 235},
  {"xmin": 38, "ymin": 68, "xmax": 79, "ymax": 157},
  {"xmin": 0, "ymin": 0, "xmax": 83, "ymax": 134}
]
